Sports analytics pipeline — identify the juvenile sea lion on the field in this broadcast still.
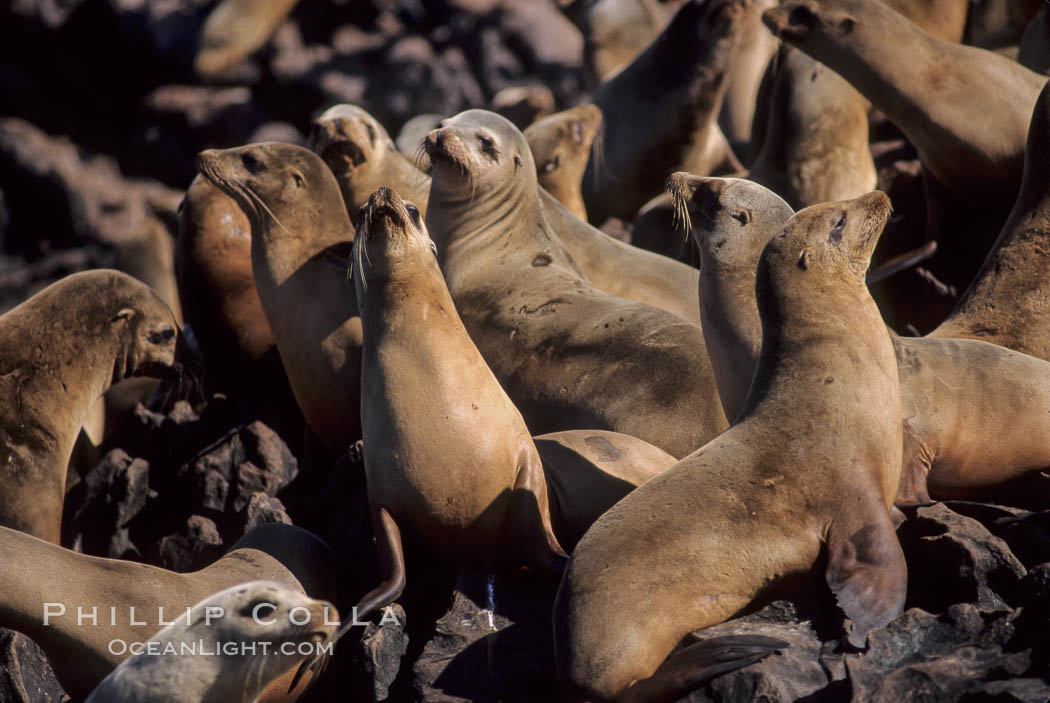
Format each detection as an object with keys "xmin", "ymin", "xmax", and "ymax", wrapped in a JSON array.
[
  {"xmin": 929, "ymin": 81, "xmax": 1050, "ymax": 359},
  {"xmin": 309, "ymin": 105, "xmax": 430, "ymax": 223},
  {"xmin": 764, "ymin": 0, "xmax": 1045, "ymax": 204},
  {"xmin": 582, "ymin": 0, "xmax": 746, "ymax": 224},
  {"xmin": 0, "ymin": 270, "xmax": 178, "ymax": 543},
  {"xmin": 196, "ymin": 143, "xmax": 361, "ymax": 456},
  {"xmin": 349, "ymin": 187, "xmax": 679, "ymax": 622},
  {"xmin": 312, "ymin": 104, "xmax": 705, "ymax": 325},
  {"xmin": 0, "ymin": 523, "xmax": 336, "ymax": 700},
  {"xmin": 748, "ymin": 47, "xmax": 876, "ymax": 209},
  {"xmin": 672, "ymin": 173, "xmax": 1050, "ymax": 507},
  {"xmin": 425, "ymin": 110, "xmax": 727, "ymax": 458},
  {"xmin": 555, "ymin": 192, "xmax": 906, "ymax": 702},
  {"xmin": 195, "ymin": 0, "xmax": 301, "ymax": 77},
  {"xmin": 524, "ymin": 104, "xmax": 603, "ymax": 221},
  {"xmin": 85, "ymin": 581, "xmax": 337, "ymax": 703},
  {"xmin": 174, "ymin": 175, "xmax": 304, "ymax": 446}
]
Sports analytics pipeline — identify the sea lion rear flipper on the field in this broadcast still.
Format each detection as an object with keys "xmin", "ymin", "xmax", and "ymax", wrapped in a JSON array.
[
  {"xmin": 825, "ymin": 504, "xmax": 908, "ymax": 648},
  {"xmin": 624, "ymin": 635, "xmax": 789, "ymax": 703}
]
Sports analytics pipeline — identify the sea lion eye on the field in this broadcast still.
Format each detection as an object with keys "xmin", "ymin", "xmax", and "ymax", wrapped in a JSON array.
[
  {"xmin": 292, "ymin": 172, "xmax": 305, "ymax": 188},
  {"xmin": 241, "ymin": 153, "xmax": 262, "ymax": 173},
  {"xmin": 365, "ymin": 122, "xmax": 377, "ymax": 144},
  {"xmin": 542, "ymin": 155, "xmax": 562, "ymax": 173},
  {"xmin": 789, "ymin": 5, "xmax": 817, "ymax": 27},
  {"xmin": 406, "ymin": 203, "xmax": 421, "ymax": 224},
  {"xmin": 829, "ymin": 213, "xmax": 847, "ymax": 245},
  {"xmin": 839, "ymin": 17, "xmax": 856, "ymax": 34},
  {"xmin": 571, "ymin": 121, "xmax": 583, "ymax": 144},
  {"xmin": 732, "ymin": 210, "xmax": 751, "ymax": 226}
]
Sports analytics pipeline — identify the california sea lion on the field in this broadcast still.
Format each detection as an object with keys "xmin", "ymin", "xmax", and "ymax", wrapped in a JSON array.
[
  {"xmin": 524, "ymin": 103, "xmax": 603, "ymax": 222},
  {"xmin": 880, "ymin": 0, "xmax": 969, "ymax": 42},
  {"xmin": 174, "ymin": 174, "xmax": 304, "ymax": 446},
  {"xmin": 672, "ymin": 173, "xmax": 1050, "ymax": 507},
  {"xmin": 312, "ymin": 104, "xmax": 705, "ymax": 326},
  {"xmin": 85, "ymin": 581, "xmax": 337, "ymax": 703},
  {"xmin": 0, "ymin": 523, "xmax": 336, "ymax": 700},
  {"xmin": 425, "ymin": 109, "xmax": 726, "ymax": 458},
  {"xmin": 195, "ymin": 0, "xmax": 301, "ymax": 77},
  {"xmin": 582, "ymin": 0, "xmax": 745, "ymax": 224},
  {"xmin": 555, "ymin": 192, "xmax": 906, "ymax": 702},
  {"xmin": 0, "ymin": 270, "xmax": 177, "ymax": 543},
  {"xmin": 196, "ymin": 143, "xmax": 361, "ymax": 456},
  {"xmin": 718, "ymin": 0, "xmax": 778, "ymax": 154},
  {"xmin": 929, "ymin": 81, "xmax": 1050, "ymax": 358},
  {"xmin": 309, "ymin": 104, "xmax": 430, "ymax": 223},
  {"xmin": 349, "ymin": 187, "xmax": 678, "ymax": 623},
  {"xmin": 748, "ymin": 47, "xmax": 876, "ymax": 209},
  {"xmin": 558, "ymin": 0, "xmax": 674, "ymax": 86},
  {"xmin": 763, "ymin": 0, "xmax": 1045, "ymax": 206}
]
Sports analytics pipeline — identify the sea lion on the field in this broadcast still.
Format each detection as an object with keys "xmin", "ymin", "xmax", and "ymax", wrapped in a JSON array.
[
  {"xmin": 85, "ymin": 581, "xmax": 337, "ymax": 703},
  {"xmin": 672, "ymin": 173, "xmax": 1050, "ymax": 507},
  {"xmin": 880, "ymin": 0, "xmax": 969, "ymax": 42},
  {"xmin": 424, "ymin": 109, "xmax": 727, "ymax": 458},
  {"xmin": 349, "ymin": 187, "xmax": 679, "ymax": 623},
  {"xmin": 582, "ymin": 0, "xmax": 746, "ymax": 224},
  {"xmin": 309, "ymin": 104, "xmax": 431, "ymax": 223},
  {"xmin": 195, "ymin": 0, "xmax": 301, "ymax": 77},
  {"xmin": 929, "ymin": 81, "xmax": 1050, "ymax": 359},
  {"xmin": 554, "ymin": 192, "xmax": 906, "ymax": 702},
  {"xmin": 763, "ymin": 0, "xmax": 1045, "ymax": 205},
  {"xmin": 312, "ymin": 104, "xmax": 705, "ymax": 325},
  {"xmin": 524, "ymin": 103, "xmax": 603, "ymax": 222},
  {"xmin": 174, "ymin": 174, "xmax": 304, "ymax": 446},
  {"xmin": 0, "ymin": 270, "xmax": 178, "ymax": 543},
  {"xmin": 718, "ymin": 0, "xmax": 778, "ymax": 154},
  {"xmin": 0, "ymin": 523, "xmax": 336, "ymax": 700},
  {"xmin": 748, "ymin": 47, "xmax": 876, "ymax": 210},
  {"xmin": 196, "ymin": 142, "xmax": 361, "ymax": 456},
  {"xmin": 558, "ymin": 0, "xmax": 674, "ymax": 86},
  {"xmin": 1019, "ymin": 7, "xmax": 1050, "ymax": 76},
  {"xmin": 491, "ymin": 84, "xmax": 556, "ymax": 129},
  {"xmin": 964, "ymin": 0, "xmax": 1044, "ymax": 49}
]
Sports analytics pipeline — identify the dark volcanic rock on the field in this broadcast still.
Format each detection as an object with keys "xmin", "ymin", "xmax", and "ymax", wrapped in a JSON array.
[
  {"xmin": 154, "ymin": 514, "xmax": 224, "ymax": 572},
  {"xmin": 0, "ymin": 628, "xmax": 68, "ymax": 703},
  {"xmin": 66, "ymin": 449, "xmax": 151, "ymax": 559}
]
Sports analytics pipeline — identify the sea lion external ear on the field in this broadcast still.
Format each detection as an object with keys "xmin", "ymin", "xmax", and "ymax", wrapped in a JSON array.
[
  {"xmin": 514, "ymin": 154, "xmax": 523, "ymax": 171},
  {"xmin": 797, "ymin": 250, "xmax": 810, "ymax": 270},
  {"xmin": 112, "ymin": 308, "xmax": 135, "ymax": 323},
  {"xmin": 825, "ymin": 502, "xmax": 907, "ymax": 648}
]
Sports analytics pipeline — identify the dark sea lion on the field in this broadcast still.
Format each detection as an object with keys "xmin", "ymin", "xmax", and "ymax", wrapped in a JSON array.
[
  {"xmin": 964, "ymin": 0, "xmax": 1044, "ymax": 49},
  {"xmin": 1019, "ymin": 7, "xmax": 1050, "ymax": 76},
  {"xmin": 309, "ymin": 104, "xmax": 430, "ymax": 224},
  {"xmin": 558, "ymin": 0, "xmax": 674, "ymax": 86},
  {"xmin": 673, "ymin": 173, "xmax": 1050, "ymax": 507},
  {"xmin": 524, "ymin": 103, "xmax": 603, "ymax": 222},
  {"xmin": 424, "ymin": 109, "xmax": 727, "ymax": 458},
  {"xmin": 582, "ymin": 0, "xmax": 746, "ymax": 224},
  {"xmin": 0, "ymin": 523, "xmax": 336, "ymax": 700},
  {"xmin": 195, "ymin": 0, "xmax": 301, "ymax": 77},
  {"xmin": 196, "ymin": 142, "xmax": 361, "ymax": 456},
  {"xmin": 0, "ymin": 270, "xmax": 177, "ymax": 543},
  {"xmin": 748, "ymin": 47, "xmax": 876, "ymax": 209},
  {"xmin": 84, "ymin": 581, "xmax": 337, "ymax": 703},
  {"xmin": 929, "ymin": 80, "xmax": 1050, "ymax": 359},
  {"xmin": 312, "ymin": 104, "xmax": 705, "ymax": 325},
  {"xmin": 555, "ymin": 192, "xmax": 906, "ymax": 702},
  {"xmin": 174, "ymin": 174, "xmax": 304, "ymax": 445}
]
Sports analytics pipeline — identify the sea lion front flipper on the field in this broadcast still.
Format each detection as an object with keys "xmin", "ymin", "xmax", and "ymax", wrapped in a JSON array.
[
  {"xmin": 825, "ymin": 503, "xmax": 908, "ymax": 648},
  {"xmin": 509, "ymin": 455, "xmax": 569, "ymax": 573},
  {"xmin": 339, "ymin": 504, "xmax": 405, "ymax": 639},
  {"xmin": 623, "ymin": 635, "xmax": 789, "ymax": 703}
]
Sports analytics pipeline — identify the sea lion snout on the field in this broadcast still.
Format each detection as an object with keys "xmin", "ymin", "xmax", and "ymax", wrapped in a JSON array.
[
  {"xmin": 148, "ymin": 325, "xmax": 176, "ymax": 345},
  {"xmin": 309, "ymin": 110, "xmax": 372, "ymax": 169}
]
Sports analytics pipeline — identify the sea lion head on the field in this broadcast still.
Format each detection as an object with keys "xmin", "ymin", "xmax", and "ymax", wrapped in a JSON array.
[
  {"xmin": 424, "ymin": 109, "xmax": 536, "ymax": 201},
  {"xmin": 762, "ymin": 0, "xmax": 859, "ymax": 46},
  {"xmin": 72, "ymin": 270, "xmax": 179, "ymax": 383},
  {"xmin": 351, "ymin": 187, "xmax": 435, "ymax": 294},
  {"xmin": 760, "ymin": 191, "xmax": 892, "ymax": 291},
  {"xmin": 666, "ymin": 173, "xmax": 794, "ymax": 268},
  {"xmin": 525, "ymin": 104, "xmax": 603, "ymax": 183},
  {"xmin": 196, "ymin": 142, "xmax": 341, "ymax": 243},
  {"xmin": 309, "ymin": 105, "xmax": 396, "ymax": 206}
]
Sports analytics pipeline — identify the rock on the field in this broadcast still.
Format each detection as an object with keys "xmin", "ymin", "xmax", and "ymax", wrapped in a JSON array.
[
  {"xmin": 66, "ymin": 449, "xmax": 150, "ymax": 559},
  {"xmin": 154, "ymin": 514, "xmax": 224, "ymax": 572},
  {"xmin": 354, "ymin": 604, "xmax": 409, "ymax": 702},
  {"xmin": 239, "ymin": 421, "xmax": 298, "ymax": 488},
  {"xmin": 242, "ymin": 493, "xmax": 292, "ymax": 531},
  {"xmin": 0, "ymin": 628, "xmax": 68, "ymax": 703},
  {"xmin": 899, "ymin": 503, "xmax": 1028, "ymax": 611}
]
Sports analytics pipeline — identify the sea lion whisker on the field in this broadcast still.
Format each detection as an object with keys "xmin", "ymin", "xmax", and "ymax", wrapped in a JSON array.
[{"xmin": 242, "ymin": 184, "xmax": 293, "ymax": 237}]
